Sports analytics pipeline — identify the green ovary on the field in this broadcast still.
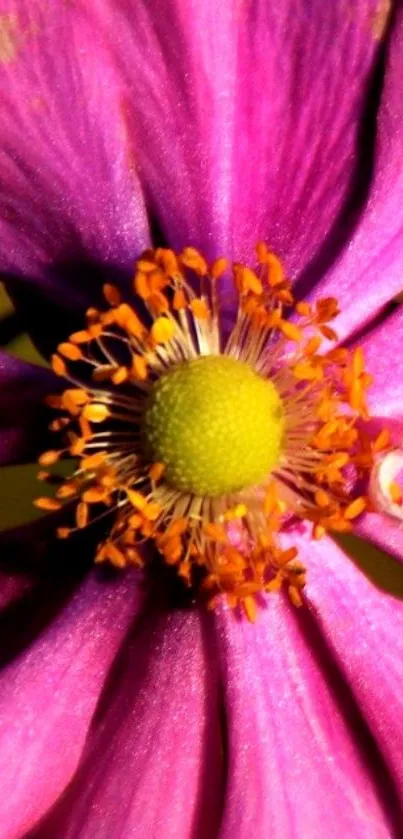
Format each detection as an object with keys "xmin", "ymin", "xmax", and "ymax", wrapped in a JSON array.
[{"xmin": 142, "ymin": 355, "xmax": 285, "ymax": 497}]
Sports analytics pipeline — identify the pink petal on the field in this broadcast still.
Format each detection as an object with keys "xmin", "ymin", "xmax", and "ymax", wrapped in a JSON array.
[
  {"xmin": 0, "ymin": 570, "xmax": 144, "ymax": 838},
  {"xmin": 96, "ymin": 0, "xmax": 383, "ymax": 273},
  {"xmin": 303, "ymin": 533, "xmax": 403, "ymax": 815},
  {"xmin": 32, "ymin": 607, "xmax": 223, "ymax": 839},
  {"xmin": 345, "ymin": 305, "xmax": 403, "ymax": 560},
  {"xmin": 306, "ymin": 7, "xmax": 403, "ymax": 342},
  {"xmin": 215, "ymin": 581, "xmax": 393, "ymax": 837},
  {"xmin": 0, "ymin": 2, "xmax": 150, "ymax": 325},
  {"xmin": 0, "ymin": 350, "xmax": 57, "ymax": 465},
  {"xmin": 354, "ymin": 514, "xmax": 403, "ymax": 565},
  {"xmin": 357, "ymin": 304, "xmax": 403, "ymax": 422}
]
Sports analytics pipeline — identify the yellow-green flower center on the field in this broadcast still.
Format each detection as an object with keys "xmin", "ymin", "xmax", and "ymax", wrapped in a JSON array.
[{"xmin": 142, "ymin": 355, "xmax": 285, "ymax": 496}]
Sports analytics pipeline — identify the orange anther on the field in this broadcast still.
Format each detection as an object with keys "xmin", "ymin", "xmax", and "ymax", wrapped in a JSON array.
[
  {"xmin": 190, "ymin": 298, "xmax": 210, "ymax": 320},
  {"xmin": 34, "ymin": 497, "xmax": 62, "ymax": 512},
  {"xmin": 279, "ymin": 320, "xmax": 302, "ymax": 343},
  {"xmin": 51, "ymin": 355, "xmax": 67, "ymax": 377},
  {"xmin": 79, "ymin": 415, "xmax": 92, "ymax": 439},
  {"xmin": 134, "ymin": 271, "xmax": 151, "ymax": 299},
  {"xmin": 57, "ymin": 343, "xmax": 83, "ymax": 361},
  {"xmin": 344, "ymin": 496, "xmax": 367, "ymax": 520},
  {"xmin": 76, "ymin": 502, "xmax": 89, "ymax": 528},
  {"xmin": 180, "ymin": 247, "xmax": 208, "ymax": 276},
  {"xmin": 155, "ymin": 248, "xmax": 179, "ymax": 274},
  {"xmin": 56, "ymin": 483, "xmax": 77, "ymax": 499},
  {"xmin": 143, "ymin": 501, "xmax": 162, "ymax": 521},
  {"xmin": 243, "ymin": 596, "xmax": 258, "ymax": 622},
  {"xmin": 315, "ymin": 489, "xmax": 331, "ymax": 508},
  {"xmin": 296, "ymin": 301, "xmax": 311, "ymax": 317},
  {"xmin": 288, "ymin": 585, "xmax": 303, "ymax": 607},
  {"xmin": 122, "ymin": 308, "xmax": 145, "ymax": 338},
  {"xmin": 136, "ymin": 259, "xmax": 158, "ymax": 274},
  {"xmin": 127, "ymin": 489, "xmax": 147, "ymax": 510},
  {"xmin": 162, "ymin": 518, "xmax": 188, "ymax": 540},
  {"xmin": 103, "ymin": 284, "xmax": 121, "ymax": 306},
  {"xmin": 211, "ymin": 257, "xmax": 228, "ymax": 280},
  {"xmin": 82, "ymin": 403, "xmax": 110, "ymax": 423},
  {"xmin": 69, "ymin": 437, "xmax": 86, "ymax": 456},
  {"xmin": 293, "ymin": 362, "xmax": 320, "ymax": 381},
  {"xmin": 104, "ymin": 542, "xmax": 127, "ymax": 568},
  {"xmin": 150, "ymin": 317, "xmax": 175, "ymax": 345},
  {"xmin": 204, "ymin": 522, "xmax": 226, "ymax": 541},
  {"xmin": 256, "ymin": 242, "xmax": 269, "ymax": 263},
  {"xmin": 149, "ymin": 462, "xmax": 165, "ymax": 482},
  {"xmin": 148, "ymin": 291, "xmax": 169, "ymax": 315},
  {"xmin": 57, "ymin": 527, "xmax": 71, "ymax": 539},
  {"xmin": 266, "ymin": 253, "xmax": 285, "ymax": 286},
  {"xmin": 319, "ymin": 325, "xmax": 338, "ymax": 341},
  {"xmin": 38, "ymin": 450, "xmax": 61, "ymax": 466},
  {"xmin": 81, "ymin": 452, "xmax": 105, "ymax": 470},
  {"xmin": 112, "ymin": 367, "xmax": 129, "ymax": 385},
  {"xmin": 373, "ymin": 428, "xmax": 390, "ymax": 453},
  {"xmin": 304, "ymin": 336, "xmax": 322, "ymax": 356},
  {"xmin": 86, "ymin": 307, "xmax": 100, "ymax": 323},
  {"xmin": 69, "ymin": 330, "xmax": 91, "ymax": 344},
  {"xmin": 82, "ymin": 487, "xmax": 108, "ymax": 503},
  {"xmin": 316, "ymin": 297, "xmax": 339, "ymax": 322},
  {"xmin": 233, "ymin": 265, "xmax": 263, "ymax": 296},
  {"xmin": 173, "ymin": 288, "xmax": 187, "ymax": 310},
  {"xmin": 132, "ymin": 354, "xmax": 148, "ymax": 380},
  {"xmin": 352, "ymin": 347, "xmax": 365, "ymax": 377}
]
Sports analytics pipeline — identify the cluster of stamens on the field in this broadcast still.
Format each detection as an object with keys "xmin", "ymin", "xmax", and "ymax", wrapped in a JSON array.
[{"xmin": 35, "ymin": 243, "xmax": 391, "ymax": 620}]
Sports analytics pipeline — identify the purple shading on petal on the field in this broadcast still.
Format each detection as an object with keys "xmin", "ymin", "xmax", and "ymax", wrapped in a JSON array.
[
  {"xmin": 305, "ymin": 6, "xmax": 403, "ymax": 344},
  {"xmin": 215, "ymin": 582, "xmax": 393, "ymax": 838},
  {"xmin": 0, "ymin": 1, "xmax": 150, "ymax": 346},
  {"xmin": 0, "ymin": 570, "xmax": 144, "ymax": 837},
  {"xmin": 32, "ymin": 607, "xmax": 223, "ymax": 839},
  {"xmin": 97, "ymin": 0, "xmax": 384, "ymax": 276},
  {"xmin": 304, "ymin": 534, "xmax": 403, "ymax": 819}
]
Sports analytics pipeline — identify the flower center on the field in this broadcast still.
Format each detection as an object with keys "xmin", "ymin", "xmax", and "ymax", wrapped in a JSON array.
[
  {"xmin": 142, "ymin": 355, "xmax": 284, "ymax": 497},
  {"xmin": 35, "ymin": 242, "xmax": 389, "ymax": 622}
]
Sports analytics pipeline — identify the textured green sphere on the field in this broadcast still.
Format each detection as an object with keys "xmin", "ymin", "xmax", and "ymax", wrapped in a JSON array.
[{"xmin": 142, "ymin": 355, "xmax": 284, "ymax": 497}]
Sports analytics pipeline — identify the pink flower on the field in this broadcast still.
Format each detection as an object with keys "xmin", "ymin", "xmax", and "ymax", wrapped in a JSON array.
[{"xmin": 1, "ymin": 2, "xmax": 403, "ymax": 837}]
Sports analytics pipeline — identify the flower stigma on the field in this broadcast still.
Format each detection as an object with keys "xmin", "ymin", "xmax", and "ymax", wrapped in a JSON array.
[
  {"xmin": 35, "ymin": 243, "xmax": 391, "ymax": 621},
  {"xmin": 142, "ymin": 355, "xmax": 284, "ymax": 497}
]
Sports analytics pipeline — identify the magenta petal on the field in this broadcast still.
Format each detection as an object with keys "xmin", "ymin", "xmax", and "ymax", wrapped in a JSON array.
[
  {"xmin": 302, "ymin": 534, "xmax": 403, "ymax": 812},
  {"xmin": 0, "ymin": 570, "xmax": 143, "ymax": 837},
  {"xmin": 0, "ymin": 2, "xmax": 149, "ymax": 318},
  {"xmin": 346, "ymin": 305, "xmax": 403, "ymax": 560},
  {"xmin": 0, "ymin": 351, "xmax": 57, "ymax": 465},
  {"xmin": 98, "ymin": 0, "xmax": 383, "ymax": 271},
  {"xmin": 306, "ymin": 7, "xmax": 403, "ymax": 342},
  {"xmin": 356, "ymin": 304, "xmax": 403, "ymax": 422},
  {"xmin": 33, "ymin": 608, "xmax": 223, "ymax": 839},
  {"xmin": 215, "ymin": 591, "xmax": 391, "ymax": 837}
]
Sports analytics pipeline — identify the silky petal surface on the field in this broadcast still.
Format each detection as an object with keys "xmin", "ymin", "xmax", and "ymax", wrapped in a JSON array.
[
  {"xmin": 303, "ymin": 533, "xmax": 403, "ymax": 817},
  {"xmin": 215, "ymin": 579, "xmax": 393, "ymax": 837},
  {"xmin": 97, "ymin": 0, "xmax": 383, "ymax": 274},
  {"xmin": 358, "ymin": 304, "xmax": 403, "ymax": 421},
  {"xmin": 33, "ymin": 607, "xmax": 223, "ymax": 839},
  {"xmin": 348, "ymin": 305, "xmax": 403, "ymax": 560},
  {"xmin": 0, "ymin": 351, "xmax": 57, "ymax": 464},
  {"xmin": 0, "ymin": 570, "xmax": 143, "ymax": 838},
  {"xmin": 305, "ymin": 7, "xmax": 403, "ymax": 342},
  {"xmin": 0, "ymin": 1, "xmax": 149, "ymax": 341}
]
